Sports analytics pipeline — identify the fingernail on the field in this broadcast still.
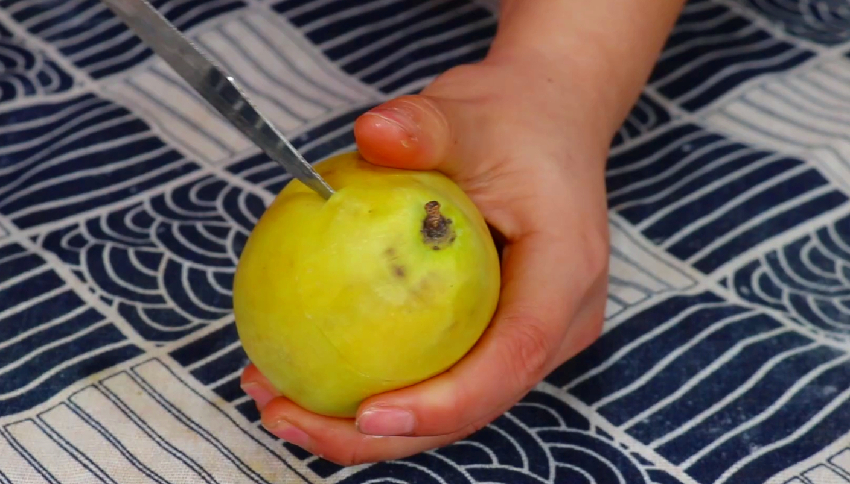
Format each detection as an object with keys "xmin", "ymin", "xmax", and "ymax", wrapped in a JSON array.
[
  {"xmin": 241, "ymin": 382, "xmax": 274, "ymax": 409},
  {"xmin": 356, "ymin": 407, "xmax": 415, "ymax": 436},
  {"xmin": 365, "ymin": 107, "xmax": 417, "ymax": 140},
  {"xmin": 265, "ymin": 418, "xmax": 310, "ymax": 448}
]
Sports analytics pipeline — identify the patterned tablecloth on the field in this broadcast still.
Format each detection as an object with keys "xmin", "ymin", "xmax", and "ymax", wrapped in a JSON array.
[{"xmin": 2, "ymin": 0, "xmax": 850, "ymax": 483}]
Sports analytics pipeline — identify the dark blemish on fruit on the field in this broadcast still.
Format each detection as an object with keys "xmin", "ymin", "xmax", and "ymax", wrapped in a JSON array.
[
  {"xmin": 393, "ymin": 265, "xmax": 406, "ymax": 278},
  {"xmin": 385, "ymin": 248, "xmax": 405, "ymax": 277}
]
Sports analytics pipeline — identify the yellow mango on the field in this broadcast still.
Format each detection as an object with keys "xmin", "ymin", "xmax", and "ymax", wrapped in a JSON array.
[{"xmin": 232, "ymin": 150, "xmax": 500, "ymax": 417}]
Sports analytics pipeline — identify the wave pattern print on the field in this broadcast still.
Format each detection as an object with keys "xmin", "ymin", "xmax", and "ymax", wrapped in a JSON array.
[
  {"xmin": 0, "ymin": 94, "xmax": 200, "ymax": 230},
  {"xmin": 164, "ymin": 320, "xmax": 339, "ymax": 480},
  {"xmin": 1, "ymin": 0, "xmax": 849, "ymax": 482},
  {"xmin": 166, "ymin": 319, "xmax": 335, "ymax": 477},
  {"xmin": 703, "ymin": 56, "xmax": 850, "ymax": 192},
  {"xmin": 167, "ymin": 319, "xmax": 346, "ymax": 479},
  {"xmin": 0, "ymin": 358, "xmax": 310, "ymax": 484},
  {"xmin": 0, "ymin": 22, "xmax": 74, "ymax": 104},
  {"xmin": 547, "ymin": 290, "xmax": 850, "ymax": 484},
  {"xmin": 272, "ymin": 0, "xmax": 498, "ymax": 94},
  {"xmin": 770, "ymin": 445, "xmax": 850, "ymax": 483},
  {"xmin": 0, "ymin": 242, "xmax": 143, "ymax": 419},
  {"xmin": 605, "ymin": 215, "xmax": 697, "ymax": 324},
  {"xmin": 33, "ymin": 175, "xmax": 265, "ymax": 343},
  {"xmin": 102, "ymin": 12, "xmax": 380, "ymax": 165},
  {"xmin": 0, "ymin": 0, "xmax": 247, "ymax": 78},
  {"xmin": 338, "ymin": 389, "xmax": 688, "ymax": 484},
  {"xmin": 729, "ymin": 213, "xmax": 850, "ymax": 344},
  {"xmin": 649, "ymin": 0, "xmax": 816, "ymax": 111},
  {"xmin": 606, "ymin": 123, "xmax": 849, "ymax": 274},
  {"xmin": 168, "ymin": 320, "xmax": 249, "ymax": 408},
  {"xmin": 220, "ymin": 381, "xmax": 688, "ymax": 483},
  {"xmin": 733, "ymin": 0, "xmax": 850, "ymax": 45}
]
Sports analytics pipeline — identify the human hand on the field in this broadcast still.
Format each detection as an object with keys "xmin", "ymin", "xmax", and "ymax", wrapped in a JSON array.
[{"xmin": 239, "ymin": 49, "xmax": 617, "ymax": 465}]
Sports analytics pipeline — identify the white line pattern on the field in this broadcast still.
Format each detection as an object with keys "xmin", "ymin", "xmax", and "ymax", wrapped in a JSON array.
[
  {"xmin": 102, "ymin": 12, "xmax": 380, "ymax": 165},
  {"xmin": 705, "ymin": 56, "xmax": 850, "ymax": 192},
  {"xmin": 1, "ymin": 0, "xmax": 850, "ymax": 483}
]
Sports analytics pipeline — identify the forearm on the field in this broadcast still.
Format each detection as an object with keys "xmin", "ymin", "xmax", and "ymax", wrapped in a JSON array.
[{"xmin": 486, "ymin": 0, "xmax": 686, "ymax": 136}]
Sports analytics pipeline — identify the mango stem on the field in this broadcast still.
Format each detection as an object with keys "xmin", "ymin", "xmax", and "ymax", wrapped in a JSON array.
[{"xmin": 421, "ymin": 201, "xmax": 455, "ymax": 250}]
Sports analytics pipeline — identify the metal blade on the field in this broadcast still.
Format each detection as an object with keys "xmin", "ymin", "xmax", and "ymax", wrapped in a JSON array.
[{"xmin": 101, "ymin": 0, "xmax": 335, "ymax": 199}]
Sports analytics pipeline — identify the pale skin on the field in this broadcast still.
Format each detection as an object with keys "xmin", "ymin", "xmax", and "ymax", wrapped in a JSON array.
[{"xmin": 240, "ymin": 0, "xmax": 688, "ymax": 465}]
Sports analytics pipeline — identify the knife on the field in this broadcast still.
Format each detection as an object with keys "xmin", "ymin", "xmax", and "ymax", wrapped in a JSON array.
[{"xmin": 101, "ymin": 0, "xmax": 336, "ymax": 200}]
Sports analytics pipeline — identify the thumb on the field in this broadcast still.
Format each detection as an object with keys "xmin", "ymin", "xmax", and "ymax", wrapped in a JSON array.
[{"xmin": 353, "ymin": 95, "xmax": 456, "ymax": 174}]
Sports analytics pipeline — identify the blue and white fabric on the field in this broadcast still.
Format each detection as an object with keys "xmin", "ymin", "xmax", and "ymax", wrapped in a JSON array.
[{"xmin": 1, "ymin": 0, "xmax": 850, "ymax": 482}]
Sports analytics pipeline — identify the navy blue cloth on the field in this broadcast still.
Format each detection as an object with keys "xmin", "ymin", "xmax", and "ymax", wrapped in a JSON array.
[{"xmin": 1, "ymin": 0, "xmax": 850, "ymax": 482}]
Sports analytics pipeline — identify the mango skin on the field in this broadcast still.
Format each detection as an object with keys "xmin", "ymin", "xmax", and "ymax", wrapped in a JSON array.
[{"xmin": 232, "ymin": 151, "xmax": 501, "ymax": 418}]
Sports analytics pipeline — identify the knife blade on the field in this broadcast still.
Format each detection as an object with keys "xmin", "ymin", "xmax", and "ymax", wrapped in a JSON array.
[{"xmin": 101, "ymin": 0, "xmax": 336, "ymax": 200}]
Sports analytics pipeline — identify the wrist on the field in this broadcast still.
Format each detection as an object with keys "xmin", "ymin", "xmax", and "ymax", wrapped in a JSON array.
[
  {"xmin": 482, "ymin": 44, "xmax": 623, "ymax": 150},
  {"xmin": 485, "ymin": 0, "xmax": 685, "ymax": 139}
]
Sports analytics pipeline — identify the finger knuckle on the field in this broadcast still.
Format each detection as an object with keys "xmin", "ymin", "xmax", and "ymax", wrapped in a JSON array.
[
  {"xmin": 332, "ymin": 441, "xmax": 373, "ymax": 467},
  {"xmin": 459, "ymin": 420, "xmax": 489, "ymax": 441},
  {"xmin": 500, "ymin": 316, "xmax": 553, "ymax": 389},
  {"xmin": 433, "ymin": 380, "xmax": 473, "ymax": 436},
  {"xmin": 581, "ymin": 226, "xmax": 610, "ymax": 276}
]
